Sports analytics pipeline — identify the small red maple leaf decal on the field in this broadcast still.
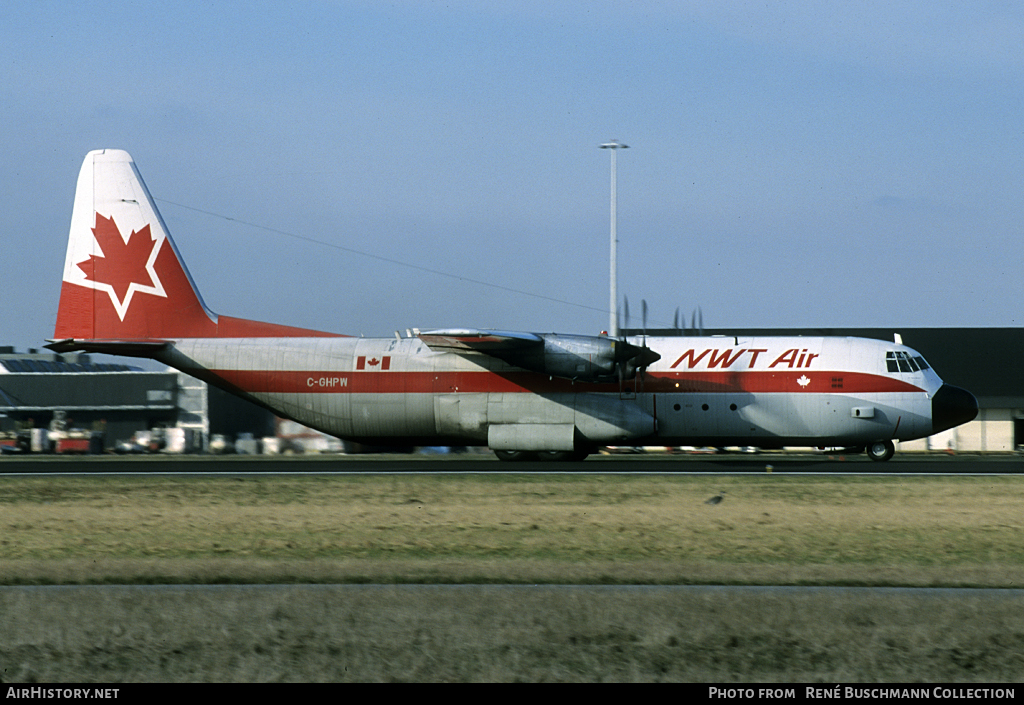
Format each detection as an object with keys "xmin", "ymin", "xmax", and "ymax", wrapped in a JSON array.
[
  {"xmin": 367, "ymin": 357, "xmax": 381, "ymax": 366},
  {"xmin": 77, "ymin": 214, "xmax": 159, "ymax": 307}
]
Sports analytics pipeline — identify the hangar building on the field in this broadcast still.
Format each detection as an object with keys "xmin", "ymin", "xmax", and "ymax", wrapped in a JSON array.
[{"xmin": 0, "ymin": 346, "xmax": 273, "ymax": 451}]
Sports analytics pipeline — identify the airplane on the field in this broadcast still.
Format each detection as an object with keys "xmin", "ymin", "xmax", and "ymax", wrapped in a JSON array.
[{"xmin": 47, "ymin": 149, "xmax": 979, "ymax": 462}]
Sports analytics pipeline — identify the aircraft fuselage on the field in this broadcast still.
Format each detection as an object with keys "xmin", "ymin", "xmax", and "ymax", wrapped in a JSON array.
[{"xmin": 157, "ymin": 333, "xmax": 960, "ymax": 451}]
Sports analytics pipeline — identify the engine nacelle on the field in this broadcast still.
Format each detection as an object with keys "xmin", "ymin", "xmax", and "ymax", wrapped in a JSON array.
[{"xmin": 504, "ymin": 334, "xmax": 660, "ymax": 382}]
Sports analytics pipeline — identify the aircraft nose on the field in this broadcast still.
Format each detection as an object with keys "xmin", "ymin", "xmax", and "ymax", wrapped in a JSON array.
[{"xmin": 932, "ymin": 384, "xmax": 979, "ymax": 434}]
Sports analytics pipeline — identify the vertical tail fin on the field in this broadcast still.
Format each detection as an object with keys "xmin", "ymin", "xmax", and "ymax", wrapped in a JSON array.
[
  {"xmin": 54, "ymin": 149, "xmax": 217, "ymax": 340},
  {"xmin": 53, "ymin": 150, "xmax": 339, "ymax": 343}
]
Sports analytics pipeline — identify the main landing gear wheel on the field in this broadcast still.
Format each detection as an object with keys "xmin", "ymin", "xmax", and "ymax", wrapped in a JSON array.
[
  {"xmin": 493, "ymin": 449, "xmax": 590, "ymax": 461},
  {"xmin": 866, "ymin": 440, "xmax": 895, "ymax": 462},
  {"xmin": 493, "ymin": 450, "xmax": 538, "ymax": 462},
  {"xmin": 537, "ymin": 450, "xmax": 591, "ymax": 462}
]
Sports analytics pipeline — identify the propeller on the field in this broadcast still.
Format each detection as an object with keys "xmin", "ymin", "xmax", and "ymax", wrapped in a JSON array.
[{"xmin": 616, "ymin": 295, "xmax": 660, "ymax": 381}]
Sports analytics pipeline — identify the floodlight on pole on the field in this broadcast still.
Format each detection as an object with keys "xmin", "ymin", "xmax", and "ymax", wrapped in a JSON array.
[{"xmin": 600, "ymin": 140, "xmax": 628, "ymax": 337}]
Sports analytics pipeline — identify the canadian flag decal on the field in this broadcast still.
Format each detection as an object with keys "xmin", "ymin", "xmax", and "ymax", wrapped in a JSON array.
[{"xmin": 356, "ymin": 356, "xmax": 391, "ymax": 370}]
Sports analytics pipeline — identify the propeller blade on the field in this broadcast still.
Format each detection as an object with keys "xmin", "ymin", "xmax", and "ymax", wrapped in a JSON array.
[
  {"xmin": 623, "ymin": 296, "xmax": 630, "ymax": 334},
  {"xmin": 698, "ymin": 306, "xmax": 704, "ymax": 335},
  {"xmin": 641, "ymin": 299, "xmax": 648, "ymax": 340},
  {"xmin": 673, "ymin": 307, "xmax": 680, "ymax": 332}
]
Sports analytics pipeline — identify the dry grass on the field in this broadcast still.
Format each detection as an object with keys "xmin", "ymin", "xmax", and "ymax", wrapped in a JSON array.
[
  {"xmin": 3, "ymin": 585, "xmax": 1024, "ymax": 682},
  {"xmin": 1, "ymin": 474, "xmax": 1023, "ymax": 586},
  {"xmin": 3, "ymin": 473, "xmax": 1024, "ymax": 681}
]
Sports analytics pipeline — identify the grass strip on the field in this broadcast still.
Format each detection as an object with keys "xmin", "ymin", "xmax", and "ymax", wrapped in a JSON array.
[{"xmin": 1, "ymin": 474, "xmax": 1022, "ymax": 586}]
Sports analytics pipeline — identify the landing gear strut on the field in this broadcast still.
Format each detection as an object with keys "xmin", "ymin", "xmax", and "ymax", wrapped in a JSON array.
[{"xmin": 866, "ymin": 440, "xmax": 895, "ymax": 462}]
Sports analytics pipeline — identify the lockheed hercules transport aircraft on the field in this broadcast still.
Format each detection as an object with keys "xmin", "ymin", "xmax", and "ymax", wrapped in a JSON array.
[{"xmin": 48, "ymin": 150, "xmax": 978, "ymax": 461}]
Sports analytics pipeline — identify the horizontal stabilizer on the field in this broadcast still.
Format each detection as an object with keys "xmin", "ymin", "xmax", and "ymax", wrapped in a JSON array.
[{"xmin": 45, "ymin": 338, "xmax": 171, "ymax": 356}]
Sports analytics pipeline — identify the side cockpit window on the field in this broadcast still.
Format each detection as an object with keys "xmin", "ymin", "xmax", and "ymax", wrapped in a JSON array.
[{"xmin": 886, "ymin": 351, "xmax": 927, "ymax": 373}]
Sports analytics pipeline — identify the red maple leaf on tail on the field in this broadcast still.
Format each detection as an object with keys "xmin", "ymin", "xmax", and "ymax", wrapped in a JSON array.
[{"xmin": 78, "ymin": 214, "xmax": 158, "ymax": 305}]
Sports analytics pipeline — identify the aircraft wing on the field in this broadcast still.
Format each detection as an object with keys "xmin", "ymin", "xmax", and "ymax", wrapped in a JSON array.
[
  {"xmin": 418, "ymin": 328, "xmax": 659, "ymax": 382},
  {"xmin": 417, "ymin": 329, "xmax": 543, "ymax": 353}
]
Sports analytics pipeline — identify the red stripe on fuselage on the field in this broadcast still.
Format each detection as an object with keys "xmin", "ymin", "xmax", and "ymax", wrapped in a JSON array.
[
  {"xmin": 648, "ymin": 370, "xmax": 923, "ymax": 394},
  {"xmin": 210, "ymin": 369, "xmax": 925, "ymax": 395}
]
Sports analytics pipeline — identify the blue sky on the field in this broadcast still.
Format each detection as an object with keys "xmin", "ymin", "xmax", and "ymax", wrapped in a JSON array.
[{"xmin": 3, "ymin": 1, "xmax": 1021, "ymax": 353}]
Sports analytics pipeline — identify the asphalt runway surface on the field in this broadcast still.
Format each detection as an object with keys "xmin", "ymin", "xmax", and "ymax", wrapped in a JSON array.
[{"xmin": 0, "ymin": 451, "xmax": 1021, "ymax": 474}]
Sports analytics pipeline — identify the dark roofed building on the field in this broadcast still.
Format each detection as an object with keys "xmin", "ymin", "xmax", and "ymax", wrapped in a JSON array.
[{"xmin": 0, "ymin": 347, "xmax": 274, "ymax": 452}]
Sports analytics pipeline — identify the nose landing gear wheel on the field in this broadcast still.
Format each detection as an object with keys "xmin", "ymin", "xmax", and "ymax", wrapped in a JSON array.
[{"xmin": 866, "ymin": 440, "xmax": 895, "ymax": 462}]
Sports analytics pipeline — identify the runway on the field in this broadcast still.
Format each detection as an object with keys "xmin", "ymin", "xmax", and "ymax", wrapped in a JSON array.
[{"xmin": 0, "ymin": 451, "xmax": 1021, "ymax": 475}]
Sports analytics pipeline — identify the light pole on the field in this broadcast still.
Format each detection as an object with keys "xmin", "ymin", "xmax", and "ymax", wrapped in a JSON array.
[{"xmin": 600, "ymin": 140, "xmax": 628, "ymax": 337}]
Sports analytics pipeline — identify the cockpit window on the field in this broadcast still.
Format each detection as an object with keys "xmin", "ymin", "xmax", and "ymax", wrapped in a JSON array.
[{"xmin": 886, "ymin": 351, "xmax": 924, "ymax": 373}]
